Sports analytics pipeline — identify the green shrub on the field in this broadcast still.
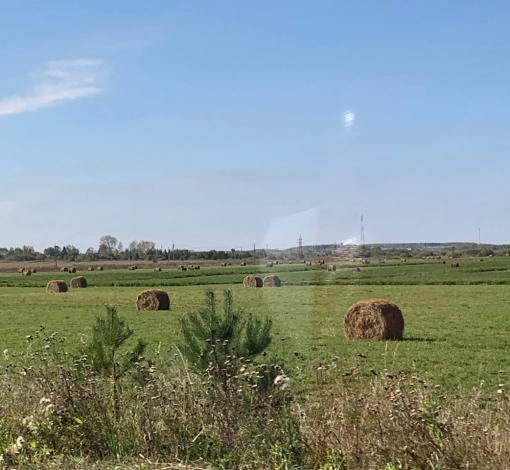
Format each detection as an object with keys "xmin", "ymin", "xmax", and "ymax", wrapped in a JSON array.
[{"xmin": 179, "ymin": 290, "xmax": 272, "ymax": 370}]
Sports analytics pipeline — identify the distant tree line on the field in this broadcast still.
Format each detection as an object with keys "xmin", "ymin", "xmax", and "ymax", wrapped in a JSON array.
[
  {"xmin": 0, "ymin": 235, "xmax": 254, "ymax": 262},
  {"xmin": 1, "ymin": 236, "xmax": 509, "ymax": 263}
]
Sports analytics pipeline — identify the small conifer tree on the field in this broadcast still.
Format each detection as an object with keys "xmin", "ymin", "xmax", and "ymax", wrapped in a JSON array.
[
  {"xmin": 84, "ymin": 305, "xmax": 146, "ymax": 417},
  {"xmin": 180, "ymin": 290, "xmax": 272, "ymax": 370}
]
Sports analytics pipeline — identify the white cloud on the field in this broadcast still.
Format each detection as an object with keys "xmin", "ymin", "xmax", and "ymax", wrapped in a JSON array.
[
  {"xmin": 0, "ymin": 59, "xmax": 108, "ymax": 116},
  {"xmin": 0, "ymin": 201, "xmax": 17, "ymax": 215},
  {"xmin": 343, "ymin": 110, "xmax": 355, "ymax": 128}
]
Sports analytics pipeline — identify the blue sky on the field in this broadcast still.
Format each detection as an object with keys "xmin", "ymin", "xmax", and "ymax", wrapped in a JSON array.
[{"xmin": 1, "ymin": 1, "xmax": 510, "ymax": 250}]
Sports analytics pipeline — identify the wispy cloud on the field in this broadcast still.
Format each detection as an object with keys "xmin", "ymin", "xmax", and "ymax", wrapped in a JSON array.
[
  {"xmin": 0, "ymin": 59, "xmax": 108, "ymax": 116},
  {"xmin": 0, "ymin": 201, "xmax": 17, "ymax": 216}
]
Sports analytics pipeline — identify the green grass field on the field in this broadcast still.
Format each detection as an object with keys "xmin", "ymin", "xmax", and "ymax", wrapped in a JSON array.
[{"xmin": 2, "ymin": 257, "xmax": 510, "ymax": 393}]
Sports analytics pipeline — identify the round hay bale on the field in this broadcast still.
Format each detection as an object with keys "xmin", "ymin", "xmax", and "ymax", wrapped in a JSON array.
[
  {"xmin": 18, "ymin": 268, "xmax": 24, "ymax": 273},
  {"xmin": 88, "ymin": 267, "xmax": 95, "ymax": 272},
  {"xmin": 46, "ymin": 280, "xmax": 68, "ymax": 293},
  {"xmin": 22, "ymin": 269, "xmax": 32, "ymax": 276},
  {"xmin": 240, "ymin": 262, "xmax": 246, "ymax": 266},
  {"xmin": 69, "ymin": 267, "xmax": 76, "ymax": 274},
  {"xmin": 195, "ymin": 265, "xmax": 200, "ymax": 270},
  {"xmin": 353, "ymin": 267, "xmax": 361, "ymax": 272},
  {"xmin": 221, "ymin": 262, "xmax": 227, "ymax": 267},
  {"xmin": 327, "ymin": 264, "xmax": 337, "ymax": 272},
  {"xmin": 70, "ymin": 276, "xmax": 87, "ymax": 288},
  {"xmin": 344, "ymin": 299, "xmax": 404, "ymax": 341},
  {"xmin": 306, "ymin": 262, "xmax": 312, "ymax": 266},
  {"xmin": 31, "ymin": 268, "xmax": 37, "ymax": 274},
  {"xmin": 154, "ymin": 267, "xmax": 162, "ymax": 272},
  {"xmin": 301, "ymin": 260, "xmax": 306, "ymax": 264},
  {"xmin": 60, "ymin": 267, "xmax": 69, "ymax": 272},
  {"xmin": 136, "ymin": 289, "xmax": 170, "ymax": 311},
  {"xmin": 243, "ymin": 275, "xmax": 263, "ymax": 288},
  {"xmin": 97, "ymin": 266, "xmax": 104, "ymax": 271},
  {"xmin": 263, "ymin": 275, "xmax": 281, "ymax": 287},
  {"xmin": 266, "ymin": 262, "xmax": 274, "ymax": 268}
]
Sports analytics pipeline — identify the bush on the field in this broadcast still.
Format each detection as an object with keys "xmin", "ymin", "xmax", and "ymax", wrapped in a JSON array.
[{"xmin": 179, "ymin": 290, "xmax": 272, "ymax": 370}]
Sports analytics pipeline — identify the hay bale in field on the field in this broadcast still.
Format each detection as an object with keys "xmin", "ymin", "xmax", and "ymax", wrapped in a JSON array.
[
  {"xmin": 195, "ymin": 265, "xmax": 200, "ymax": 270},
  {"xmin": 221, "ymin": 262, "xmax": 227, "ymax": 267},
  {"xmin": 479, "ymin": 259, "xmax": 484, "ymax": 262},
  {"xmin": 69, "ymin": 267, "xmax": 76, "ymax": 273},
  {"xmin": 178, "ymin": 265, "xmax": 187, "ymax": 271},
  {"xmin": 22, "ymin": 269, "xmax": 32, "ymax": 276},
  {"xmin": 451, "ymin": 263, "xmax": 460, "ymax": 268},
  {"xmin": 263, "ymin": 274, "xmax": 281, "ymax": 287},
  {"xmin": 136, "ymin": 289, "xmax": 170, "ymax": 311},
  {"xmin": 88, "ymin": 267, "xmax": 95, "ymax": 272},
  {"xmin": 266, "ymin": 262, "xmax": 273, "ymax": 268},
  {"xmin": 301, "ymin": 260, "xmax": 306, "ymax": 264},
  {"xmin": 327, "ymin": 264, "xmax": 337, "ymax": 272},
  {"xmin": 289, "ymin": 260, "xmax": 293, "ymax": 264},
  {"xmin": 241, "ymin": 262, "xmax": 246, "ymax": 266},
  {"xmin": 154, "ymin": 267, "xmax": 162, "ymax": 272},
  {"xmin": 353, "ymin": 267, "xmax": 361, "ymax": 272},
  {"xmin": 70, "ymin": 276, "xmax": 87, "ymax": 288},
  {"xmin": 243, "ymin": 275, "xmax": 263, "ymax": 288},
  {"xmin": 306, "ymin": 262, "xmax": 312, "ymax": 266},
  {"xmin": 18, "ymin": 268, "xmax": 24, "ymax": 273},
  {"xmin": 97, "ymin": 266, "xmax": 104, "ymax": 271},
  {"xmin": 46, "ymin": 280, "xmax": 68, "ymax": 293},
  {"xmin": 344, "ymin": 299, "xmax": 404, "ymax": 341},
  {"xmin": 60, "ymin": 267, "xmax": 69, "ymax": 272},
  {"xmin": 31, "ymin": 268, "xmax": 37, "ymax": 273}
]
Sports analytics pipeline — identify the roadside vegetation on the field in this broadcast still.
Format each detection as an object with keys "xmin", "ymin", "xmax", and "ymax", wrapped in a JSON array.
[{"xmin": 2, "ymin": 292, "xmax": 510, "ymax": 469}]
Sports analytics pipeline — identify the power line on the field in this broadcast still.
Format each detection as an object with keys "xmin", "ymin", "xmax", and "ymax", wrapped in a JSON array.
[
  {"xmin": 360, "ymin": 215, "xmax": 365, "ymax": 246},
  {"xmin": 297, "ymin": 234, "xmax": 304, "ymax": 258}
]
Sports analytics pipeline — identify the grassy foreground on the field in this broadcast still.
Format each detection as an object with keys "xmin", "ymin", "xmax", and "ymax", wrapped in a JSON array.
[
  {"xmin": 1, "ymin": 258, "xmax": 510, "ymax": 392},
  {"xmin": 2, "ymin": 257, "xmax": 510, "ymax": 468}
]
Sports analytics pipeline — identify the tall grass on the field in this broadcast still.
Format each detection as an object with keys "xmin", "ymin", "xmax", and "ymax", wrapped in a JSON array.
[{"xmin": 2, "ymin": 302, "xmax": 510, "ymax": 469}]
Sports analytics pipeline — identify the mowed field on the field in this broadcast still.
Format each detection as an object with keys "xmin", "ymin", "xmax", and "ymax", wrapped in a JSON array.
[{"xmin": 2, "ymin": 257, "xmax": 510, "ymax": 394}]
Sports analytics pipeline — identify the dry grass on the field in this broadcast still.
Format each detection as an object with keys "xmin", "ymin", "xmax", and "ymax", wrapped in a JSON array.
[
  {"xmin": 243, "ymin": 275, "xmax": 263, "ymax": 288},
  {"xmin": 70, "ymin": 276, "xmax": 87, "ymax": 288},
  {"xmin": 136, "ymin": 289, "xmax": 170, "ymax": 311},
  {"xmin": 263, "ymin": 275, "xmax": 281, "ymax": 287},
  {"xmin": 344, "ymin": 298, "xmax": 404, "ymax": 340},
  {"xmin": 46, "ymin": 280, "xmax": 68, "ymax": 293}
]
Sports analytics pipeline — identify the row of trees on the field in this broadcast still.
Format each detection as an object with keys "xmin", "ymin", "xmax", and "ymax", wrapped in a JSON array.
[
  {"xmin": 0, "ymin": 235, "xmax": 255, "ymax": 262},
  {"xmin": 1, "ymin": 236, "xmax": 507, "ymax": 263}
]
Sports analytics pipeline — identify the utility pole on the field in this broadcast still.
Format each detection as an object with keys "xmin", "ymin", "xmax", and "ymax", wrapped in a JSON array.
[
  {"xmin": 478, "ymin": 228, "xmax": 481, "ymax": 245},
  {"xmin": 172, "ymin": 243, "xmax": 175, "ymax": 262},
  {"xmin": 253, "ymin": 243, "xmax": 256, "ymax": 264},
  {"xmin": 297, "ymin": 234, "xmax": 304, "ymax": 258},
  {"xmin": 361, "ymin": 215, "xmax": 365, "ymax": 246}
]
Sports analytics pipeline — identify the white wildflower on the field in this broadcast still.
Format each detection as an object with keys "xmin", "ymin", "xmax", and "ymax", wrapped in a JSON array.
[
  {"xmin": 11, "ymin": 436, "xmax": 24, "ymax": 455},
  {"xmin": 273, "ymin": 374, "xmax": 290, "ymax": 390}
]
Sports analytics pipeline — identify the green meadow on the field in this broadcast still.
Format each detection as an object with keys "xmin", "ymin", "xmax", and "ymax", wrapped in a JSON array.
[{"xmin": 2, "ymin": 257, "xmax": 510, "ymax": 393}]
